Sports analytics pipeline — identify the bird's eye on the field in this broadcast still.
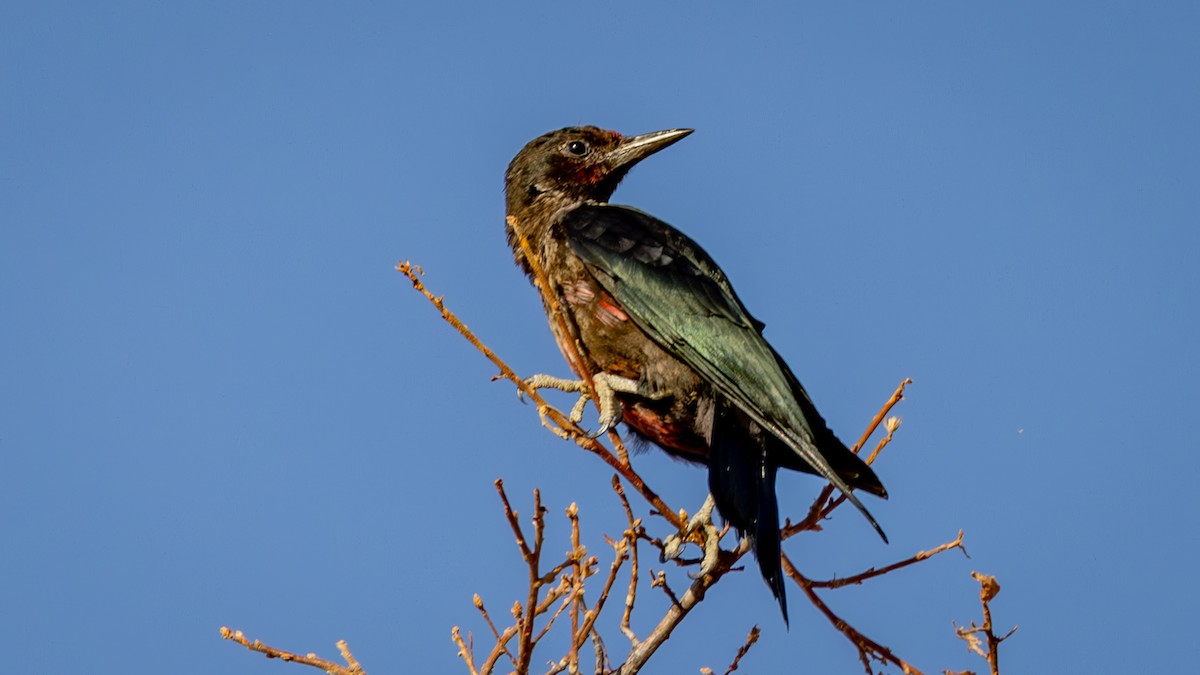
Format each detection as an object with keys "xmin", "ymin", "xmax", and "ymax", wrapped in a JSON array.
[{"xmin": 566, "ymin": 140, "xmax": 589, "ymax": 156}]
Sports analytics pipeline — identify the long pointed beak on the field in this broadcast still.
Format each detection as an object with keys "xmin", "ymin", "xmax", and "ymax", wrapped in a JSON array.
[{"xmin": 606, "ymin": 128, "xmax": 693, "ymax": 168}]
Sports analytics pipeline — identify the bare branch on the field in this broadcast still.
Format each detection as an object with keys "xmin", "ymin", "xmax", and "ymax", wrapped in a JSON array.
[
  {"xmin": 648, "ymin": 569, "xmax": 680, "ymax": 608},
  {"xmin": 474, "ymin": 595, "xmax": 517, "ymax": 670},
  {"xmin": 611, "ymin": 476, "xmax": 643, "ymax": 648},
  {"xmin": 389, "ymin": 262, "xmax": 996, "ymax": 675},
  {"xmin": 531, "ymin": 577, "xmax": 574, "ymax": 647},
  {"xmin": 809, "ymin": 530, "xmax": 968, "ymax": 589},
  {"xmin": 496, "ymin": 479, "xmax": 534, "ymax": 562},
  {"xmin": 522, "ymin": 487, "xmax": 546, "ymax": 673},
  {"xmin": 225, "ymin": 229, "xmax": 1003, "ymax": 675},
  {"xmin": 220, "ymin": 628, "xmax": 365, "ymax": 675},
  {"xmin": 852, "ymin": 378, "xmax": 913, "ymax": 456},
  {"xmin": 818, "ymin": 413, "xmax": 906, "ymax": 521},
  {"xmin": 723, "ymin": 626, "xmax": 760, "ymax": 674},
  {"xmin": 954, "ymin": 572, "xmax": 1017, "ymax": 675},
  {"xmin": 396, "ymin": 260, "xmax": 683, "ymax": 531},
  {"xmin": 572, "ymin": 532, "xmax": 627, "ymax": 656},
  {"xmin": 782, "ymin": 555, "xmax": 926, "ymax": 675},
  {"xmin": 567, "ymin": 502, "xmax": 585, "ymax": 674},
  {"xmin": 451, "ymin": 626, "xmax": 480, "ymax": 675},
  {"xmin": 783, "ymin": 378, "xmax": 912, "ymax": 540}
]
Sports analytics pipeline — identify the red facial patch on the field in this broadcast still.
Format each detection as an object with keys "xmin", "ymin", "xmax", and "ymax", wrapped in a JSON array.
[{"xmin": 573, "ymin": 164, "xmax": 607, "ymax": 185}]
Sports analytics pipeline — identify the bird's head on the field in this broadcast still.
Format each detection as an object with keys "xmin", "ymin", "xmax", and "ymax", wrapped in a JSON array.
[{"xmin": 505, "ymin": 126, "xmax": 693, "ymax": 215}]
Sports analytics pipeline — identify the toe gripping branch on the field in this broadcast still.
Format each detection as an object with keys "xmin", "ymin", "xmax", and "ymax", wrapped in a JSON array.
[
  {"xmin": 661, "ymin": 494, "xmax": 723, "ymax": 580},
  {"xmin": 521, "ymin": 372, "xmax": 725, "ymax": 579},
  {"xmin": 520, "ymin": 372, "xmax": 642, "ymax": 438}
]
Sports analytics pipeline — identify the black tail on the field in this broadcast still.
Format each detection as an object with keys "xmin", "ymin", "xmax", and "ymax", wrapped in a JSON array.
[{"xmin": 708, "ymin": 405, "xmax": 789, "ymax": 625}]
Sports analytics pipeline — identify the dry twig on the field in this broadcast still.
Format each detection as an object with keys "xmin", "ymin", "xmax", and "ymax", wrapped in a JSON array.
[
  {"xmin": 808, "ymin": 530, "xmax": 968, "ymax": 589},
  {"xmin": 451, "ymin": 481, "xmax": 636, "ymax": 675},
  {"xmin": 783, "ymin": 555, "xmax": 926, "ymax": 675},
  {"xmin": 220, "ymin": 257, "xmax": 1000, "ymax": 675},
  {"xmin": 784, "ymin": 379, "xmax": 911, "ymax": 540},
  {"xmin": 397, "ymin": 263, "xmax": 976, "ymax": 673},
  {"xmin": 722, "ymin": 626, "xmax": 760, "ymax": 674},
  {"xmin": 953, "ymin": 572, "xmax": 1017, "ymax": 675},
  {"xmin": 396, "ymin": 260, "xmax": 682, "ymax": 531},
  {"xmin": 220, "ymin": 628, "xmax": 364, "ymax": 675}
]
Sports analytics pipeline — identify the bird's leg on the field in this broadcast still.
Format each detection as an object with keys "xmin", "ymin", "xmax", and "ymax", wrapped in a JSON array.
[
  {"xmin": 661, "ymin": 494, "xmax": 722, "ymax": 579},
  {"xmin": 587, "ymin": 372, "xmax": 642, "ymax": 437},
  {"xmin": 520, "ymin": 372, "xmax": 643, "ymax": 438}
]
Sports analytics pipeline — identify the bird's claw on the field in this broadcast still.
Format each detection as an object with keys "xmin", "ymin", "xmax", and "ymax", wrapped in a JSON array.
[
  {"xmin": 587, "ymin": 372, "xmax": 638, "ymax": 437},
  {"xmin": 587, "ymin": 409, "xmax": 622, "ymax": 439},
  {"xmin": 520, "ymin": 372, "xmax": 636, "ymax": 437},
  {"xmin": 662, "ymin": 495, "xmax": 722, "ymax": 579}
]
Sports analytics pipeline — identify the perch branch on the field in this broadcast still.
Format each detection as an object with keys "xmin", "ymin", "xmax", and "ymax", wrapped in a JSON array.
[{"xmin": 396, "ymin": 259, "xmax": 682, "ymax": 530}]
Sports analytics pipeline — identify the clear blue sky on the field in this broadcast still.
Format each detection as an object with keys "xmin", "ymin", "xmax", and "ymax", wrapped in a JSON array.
[{"xmin": 3, "ymin": 2, "xmax": 1197, "ymax": 673}]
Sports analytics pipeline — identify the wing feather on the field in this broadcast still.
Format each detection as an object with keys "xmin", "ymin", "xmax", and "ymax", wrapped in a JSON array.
[{"xmin": 563, "ymin": 204, "xmax": 884, "ymax": 539}]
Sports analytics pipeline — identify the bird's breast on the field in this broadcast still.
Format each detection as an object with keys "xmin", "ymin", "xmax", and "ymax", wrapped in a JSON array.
[{"xmin": 550, "ymin": 273, "xmax": 713, "ymax": 462}]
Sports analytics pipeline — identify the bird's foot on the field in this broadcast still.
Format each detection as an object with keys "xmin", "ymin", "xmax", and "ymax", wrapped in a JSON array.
[
  {"xmin": 662, "ymin": 494, "xmax": 722, "ymax": 579},
  {"xmin": 520, "ymin": 372, "xmax": 639, "ymax": 437}
]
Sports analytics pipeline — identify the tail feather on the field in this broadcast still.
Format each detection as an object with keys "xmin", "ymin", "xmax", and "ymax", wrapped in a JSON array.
[{"xmin": 708, "ymin": 405, "xmax": 789, "ymax": 625}]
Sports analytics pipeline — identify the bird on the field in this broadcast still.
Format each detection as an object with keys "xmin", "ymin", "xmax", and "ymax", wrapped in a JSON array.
[{"xmin": 504, "ymin": 126, "xmax": 887, "ymax": 624}]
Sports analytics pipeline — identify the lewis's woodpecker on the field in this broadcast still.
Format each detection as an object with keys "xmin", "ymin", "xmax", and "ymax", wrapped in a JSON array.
[{"xmin": 504, "ymin": 126, "xmax": 887, "ymax": 623}]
